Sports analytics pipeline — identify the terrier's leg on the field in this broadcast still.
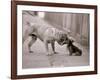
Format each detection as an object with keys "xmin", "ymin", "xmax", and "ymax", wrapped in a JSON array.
[{"xmin": 69, "ymin": 47, "xmax": 73, "ymax": 56}]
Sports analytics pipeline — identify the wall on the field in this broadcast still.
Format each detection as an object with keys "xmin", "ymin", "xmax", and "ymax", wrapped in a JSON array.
[
  {"xmin": 45, "ymin": 12, "xmax": 89, "ymax": 46},
  {"xmin": 0, "ymin": 0, "xmax": 100, "ymax": 80}
]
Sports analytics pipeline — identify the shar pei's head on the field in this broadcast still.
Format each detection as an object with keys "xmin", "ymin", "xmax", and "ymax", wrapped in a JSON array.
[{"xmin": 57, "ymin": 34, "xmax": 69, "ymax": 46}]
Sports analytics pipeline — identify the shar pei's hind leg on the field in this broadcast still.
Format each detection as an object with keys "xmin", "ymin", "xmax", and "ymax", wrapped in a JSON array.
[{"xmin": 28, "ymin": 34, "xmax": 37, "ymax": 53}]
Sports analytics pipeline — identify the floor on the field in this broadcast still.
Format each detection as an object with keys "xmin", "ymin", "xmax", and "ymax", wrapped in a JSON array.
[{"xmin": 22, "ymin": 37, "xmax": 89, "ymax": 69}]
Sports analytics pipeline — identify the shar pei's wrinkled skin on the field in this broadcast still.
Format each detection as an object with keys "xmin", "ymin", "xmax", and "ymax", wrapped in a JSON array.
[{"xmin": 23, "ymin": 20, "xmax": 69, "ymax": 56}]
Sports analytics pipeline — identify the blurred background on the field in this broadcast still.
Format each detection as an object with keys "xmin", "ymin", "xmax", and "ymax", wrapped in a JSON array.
[{"xmin": 23, "ymin": 11, "xmax": 89, "ymax": 46}]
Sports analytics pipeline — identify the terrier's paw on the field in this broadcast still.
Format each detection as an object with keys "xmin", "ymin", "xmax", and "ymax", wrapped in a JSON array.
[{"xmin": 75, "ymin": 52, "xmax": 82, "ymax": 56}]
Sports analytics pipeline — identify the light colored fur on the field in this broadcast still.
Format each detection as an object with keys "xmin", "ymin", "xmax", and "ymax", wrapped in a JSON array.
[{"xmin": 23, "ymin": 21, "xmax": 68, "ymax": 55}]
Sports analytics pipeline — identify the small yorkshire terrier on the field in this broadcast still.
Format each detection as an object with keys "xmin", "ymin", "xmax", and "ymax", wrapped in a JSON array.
[{"xmin": 67, "ymin": 39, "xmax": 82, "ymax": 56}]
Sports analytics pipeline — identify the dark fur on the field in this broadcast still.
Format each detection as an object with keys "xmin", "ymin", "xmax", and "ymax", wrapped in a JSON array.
[
  {"xmin": 29, "ymin": 34, "xmax": 37, "ymax": 40},
  {"xmin": 28, "ymin": 34, "xmax": 37, "ymax": 53},
  {"xmin": 26, "ymin": 22, "xmax": 69, "ymax": 55},
  {"xmin": 67, "ymin": 40, "xmax": 82, "ymax": 56}
]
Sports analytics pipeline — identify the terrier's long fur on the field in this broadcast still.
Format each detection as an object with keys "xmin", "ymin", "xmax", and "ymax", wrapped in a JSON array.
[{"xmin": 67, "ymin": 40, "xmax": 82, "ymax": 56}]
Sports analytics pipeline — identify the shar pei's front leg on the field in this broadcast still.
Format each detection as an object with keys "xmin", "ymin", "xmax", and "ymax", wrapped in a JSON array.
[
  {"xmin": 51, "ymin": 42, "xmax": 57, "ymax": 54},
  {"xmin": 44, "ymin": 40, "xmax": 56, "ymax": 56},
  {"xmin": 44, "ymin": 40, "xmax": 50, "ymax": 56}
]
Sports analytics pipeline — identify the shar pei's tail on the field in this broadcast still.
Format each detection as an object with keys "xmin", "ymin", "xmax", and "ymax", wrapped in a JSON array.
[
  {"xmin": 23, "ymin": 22, "xmax": 36, "ymax": 43},
  {"xmin": 26, "ymin": 22, "xmax": 35, "ymax": 27}
]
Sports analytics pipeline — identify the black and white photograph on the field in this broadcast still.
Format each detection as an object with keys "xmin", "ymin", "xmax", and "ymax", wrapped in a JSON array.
[
  {"xmin": 22, "ymin": 11, "xmax": 89, "ymax": 69},
  {"xmin": 11, "ymin": 1, "xmax": 97, "ymax": 79}
]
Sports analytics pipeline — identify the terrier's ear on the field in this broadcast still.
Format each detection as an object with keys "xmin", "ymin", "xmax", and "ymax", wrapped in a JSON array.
[{"xmin": 71, "ymin": 39, "xmax": 74, "ymax": 43}]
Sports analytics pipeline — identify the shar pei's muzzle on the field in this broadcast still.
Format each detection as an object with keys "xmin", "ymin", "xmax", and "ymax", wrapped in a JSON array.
[{"xmin": 23, "ymin": 22, "xmax": 69, "ymax": 56}]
